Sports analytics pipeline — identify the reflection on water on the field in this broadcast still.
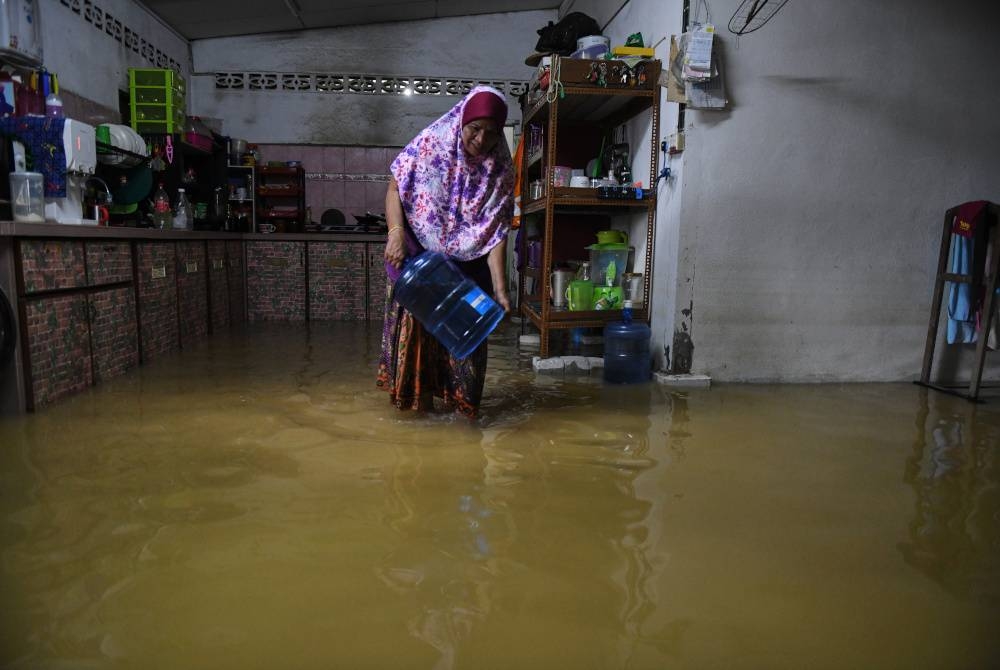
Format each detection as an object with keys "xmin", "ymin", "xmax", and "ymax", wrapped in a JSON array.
[
  {"xmin": 0, "ymin": 323, "xmax": 998, "ymax": 669},
  {"xmin": 901, "ymin": 394, "xmax": 1000, "ymax": 604}
]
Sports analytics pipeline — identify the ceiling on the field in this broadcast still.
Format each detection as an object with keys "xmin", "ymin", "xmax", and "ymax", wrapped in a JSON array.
[{"xmin": 139, "ymin": 0, "xmax": 563, "ymax": 40}]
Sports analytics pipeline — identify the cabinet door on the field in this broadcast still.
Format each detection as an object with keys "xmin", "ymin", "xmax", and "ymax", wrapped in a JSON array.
[
  {"xmin": 135, "ymin": 242, "xmax": 179, "ymax": 362},
  {"xmin": 207, "ymin": 240, "xmax": 229, "ymax": 332},
  {"xmin": 19, "ymin": 240, "xmax": 86, "ymax": 294},
  {"xmin": 367, "ymin": 242, "xmax": 387, "ymax": 321},
  {"xmin": 23, "ymin": 294, "xmax": 92, "ymax": 409},
  {"xmin": 176, "ymin": 241, "xmax": 208, "ymax": 348},
  {"xmin": 85, "ymin": 241, "xmax": 132, "ymax": 287},
  {"xmin": 88, "ymin": 287, "xmax": 139, "ymax": 384},
  {"xmin": 308, "ymin": 241, "xmax": 366, "ymax": 320},
  {"xmin": 246, "ymin": 241, "xmax": 306, "ymax": 321}
]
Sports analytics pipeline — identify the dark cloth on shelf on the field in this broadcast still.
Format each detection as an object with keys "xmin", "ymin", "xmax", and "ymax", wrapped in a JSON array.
[{"xmin": 0, "ymin": 116, "xmax": 67, "ymax": 197}]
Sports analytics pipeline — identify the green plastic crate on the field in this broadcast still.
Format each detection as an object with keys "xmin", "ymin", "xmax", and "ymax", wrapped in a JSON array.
[{"xmin": 129, "ymin": 68, "xmax": 186, "ymax": 133}]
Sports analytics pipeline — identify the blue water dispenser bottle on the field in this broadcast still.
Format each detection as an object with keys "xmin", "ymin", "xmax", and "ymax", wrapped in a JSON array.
[
  {"xmin": 603, "ymin": 301, "xmax": 651, "ymax": 383},
  {"xmin": 392, "ymin": 251, "xmax": 505, "ymax": 360}
]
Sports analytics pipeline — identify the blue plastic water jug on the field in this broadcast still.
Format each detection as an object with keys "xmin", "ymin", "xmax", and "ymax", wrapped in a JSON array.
[
  {"xmin": 603, "ymin": 303, "xmax": 651, "ymax": 383},
  {"xmin": 393, "ymin": 251, "xmax": 505, "ymax": 360}
]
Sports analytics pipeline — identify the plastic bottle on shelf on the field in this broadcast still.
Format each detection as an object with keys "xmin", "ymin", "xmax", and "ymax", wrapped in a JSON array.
[
  {"xmin": 44, "ymin": 74, "xmax": 63, "ymax": 118},
  {"xmin": 152, "ymin": 182, "xmax": 172, "ymax": 230},
  {"xmin": 173, "ymin": 188, "xmax": 192, "ymax": 230}
]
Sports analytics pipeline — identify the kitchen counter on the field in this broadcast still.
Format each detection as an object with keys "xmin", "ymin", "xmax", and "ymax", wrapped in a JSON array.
[
  {"xmin": 0, "ymin": 224, "xmax": 390, "ymax": 414},
  {"xmin": 0, "ymin": 221, "xmax": 386, "ymax": 243}
]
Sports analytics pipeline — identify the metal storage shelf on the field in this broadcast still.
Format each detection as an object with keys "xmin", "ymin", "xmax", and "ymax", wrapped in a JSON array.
[
  {"xmin": 516, "ymin": 57, "xmax": 661, "ymax": 357},
  {"xmin": 255, "ymin": 165, "xmax": 306, "ymax": 232}
]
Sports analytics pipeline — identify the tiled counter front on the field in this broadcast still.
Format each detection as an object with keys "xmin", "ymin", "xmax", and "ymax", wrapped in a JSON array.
[
  {"xmin": 309, "ymin": 241, "xmax": 366, "ymax": 320},
  {"xmin": 226, "ymin": 240, "xmax": 246, "ymax": 325},
  {"xmin": 89, "ymin": 286, "xmax": 138, "ymax": 384},
  {"xmin": 245, "ymin": 239, "xmax": 388, "ymax": 322},
  {"xmin": 23, "ymin": 293, "xmax": 92, "ymax": 407},
  {"xmin": 17, "ymin": 239, "xmax": 138, "ymax": 408},
  {"xmin": 86, "ymin": 241, "xmax": 132, "ymax": 286},
  {"xmin": 207, "ymin": 240, "xmax": 230, "ymax": 332},
  {"xmin": 177, "ymin": 241, "xmax": 209, "ymax": 347},
  {"xmin": 20, "ymin": 239, "xmax": 86, "ymax": 292},
  {"xmin": 135, "ymin": 242, "xmax": 179, "ymax": 362},
  {"xmin": 246, "ymin": 241, "xmax": 306, "ymax": 321},
  {"xmin": 5, "ymin": 227, "xmax": 249, "ymax": 412}
]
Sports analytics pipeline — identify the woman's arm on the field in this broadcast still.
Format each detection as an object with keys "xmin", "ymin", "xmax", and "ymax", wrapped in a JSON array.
[
  {"xmin": 487, "ymin": 237, "xmax": 510, "ymax": 312},
  {"xmin": 384, "ymin": 178, "xmax": 407, "ymax": 270}
]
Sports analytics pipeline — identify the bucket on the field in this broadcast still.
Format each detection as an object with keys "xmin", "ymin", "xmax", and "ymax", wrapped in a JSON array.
[
  {"xmin": 393, "ymin": 251, "xmax": 504, "ymax": 360},
  {"xmin": 603, "ymin": 317, "xmax": 651, "ymax": 384}
]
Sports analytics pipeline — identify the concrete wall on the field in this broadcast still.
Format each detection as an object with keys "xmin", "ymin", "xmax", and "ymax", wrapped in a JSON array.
[
  {"xmin": 38, "ymin": 0, "xmax": 190, "ymax": 119},
  {"xmin": 606, "ymin": 0, "xmax": 1000, "ymax": 382},
  {"xmin": 189, "ymin": 11, "xmax": 555, "ymax": 145}
]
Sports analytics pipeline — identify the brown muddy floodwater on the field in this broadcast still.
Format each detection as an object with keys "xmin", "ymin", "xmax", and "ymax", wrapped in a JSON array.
[{"xmin": 1, "ymin": 322, "xmax": 998, "ymax": 669}]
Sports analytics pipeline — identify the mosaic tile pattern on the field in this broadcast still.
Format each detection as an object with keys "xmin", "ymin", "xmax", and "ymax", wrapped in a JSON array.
[
  {"xmin": 308, "ymin": 242, "xmax": 366, "ymax": 321},
  {"xmin": 258, "ymin": 144, "xmax": 399, "ymax": 220},
  {"xmin": 226, "ymin": 240, "xmax": 246, "ymax": 325},
  {"xmin": 89, "ymin": 287, "xmax": 139, "ymax": 384},
  {"xmin": 85, "ymin": 241, "xmax": 133, "ymax": 286},
  {"xmin": 176, "ymin": 241, "xmax": 208, "ymax": 347},
  {"xmin": 246, "ymin": 241, "xmax": 306, "ymax": 321},
  {"xmin": 24, "ymin": 294, "xmax": 92, "ymax": 408},
  {"xmin": 136, "ymin": 242, "xmax": 179, "ymax": 362},
  {"xmin": 207, "ymin": 240, "xmax": 230, "ymax": 332},
  {"xmin": 19, "ymin": 240, "xmax": 86, "ymax": 293}
]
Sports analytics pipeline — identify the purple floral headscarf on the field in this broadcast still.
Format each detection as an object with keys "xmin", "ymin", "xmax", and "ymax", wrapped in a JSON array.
[{"xmin": 390, "ymin": 86, "xmax": 515, "ymax": 262}]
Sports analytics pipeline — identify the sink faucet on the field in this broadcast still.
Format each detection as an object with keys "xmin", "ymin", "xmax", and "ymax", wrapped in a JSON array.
[{"xmin": 86, "ymin": 176, "xmax": 113, "ymax": 205}]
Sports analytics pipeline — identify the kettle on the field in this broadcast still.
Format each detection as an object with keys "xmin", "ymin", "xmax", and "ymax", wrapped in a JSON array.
[{"xmin": 550, "ymin": 269, "xmax": 575, "ymax": 308}]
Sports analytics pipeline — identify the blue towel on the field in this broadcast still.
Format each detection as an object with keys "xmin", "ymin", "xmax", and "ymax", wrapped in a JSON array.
[{"xmin": 946, "ymin": 234, "xmax": 977, "ymax": 344}]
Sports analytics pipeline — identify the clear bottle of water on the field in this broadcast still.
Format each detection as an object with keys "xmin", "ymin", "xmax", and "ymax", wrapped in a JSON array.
[
  {"xmin": 173, "ymin": 188, "xmax": 192, "ymax": 230},
  {"xmin": 152, "ymin": 182, "xmax": 172, "ymax": 230}
]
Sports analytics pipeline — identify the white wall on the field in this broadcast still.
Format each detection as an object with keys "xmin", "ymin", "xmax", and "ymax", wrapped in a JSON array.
[
  {"xmin": 599, "ymin": 0, "xmax": 684, "ymax": 372},
  {"xmin": 606, "ymin": 0, "xmax": 1000, "ymax": 382},
  {"xmin": 189, "ymin": 11, "xmax": 555, "ymax": 145},
  {"xmin": 38, "ymin": 0, "xmax": 190, "ymax": 114}
]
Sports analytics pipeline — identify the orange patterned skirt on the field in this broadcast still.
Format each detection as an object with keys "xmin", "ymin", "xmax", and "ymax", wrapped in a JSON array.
[{"xmin": 376, "ymin": 279, "xmax": 489, "ymax": 418}]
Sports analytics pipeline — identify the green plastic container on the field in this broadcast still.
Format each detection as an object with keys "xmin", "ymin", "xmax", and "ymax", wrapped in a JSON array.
[{"xmin": 588, "ymin": 243, "xmax": 629, "ymax": 288}]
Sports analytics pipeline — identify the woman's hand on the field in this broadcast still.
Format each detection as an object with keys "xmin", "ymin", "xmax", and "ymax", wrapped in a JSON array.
[
  {"xmin": 493, "ymin": 284, "xmax": 511, "ymax": 313},
  {"xmin": 487, "ymin": 237, "xmax": 511, "ymax": 313},
  {"xmin": 385, "ymin": 228, "xmax": 406, "ymax": 269}
]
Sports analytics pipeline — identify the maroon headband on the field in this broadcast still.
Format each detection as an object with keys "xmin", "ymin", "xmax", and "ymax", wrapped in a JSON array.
[{"xmin": 461, "ymin": 91, "xmax": 507, "ymax": 129}]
